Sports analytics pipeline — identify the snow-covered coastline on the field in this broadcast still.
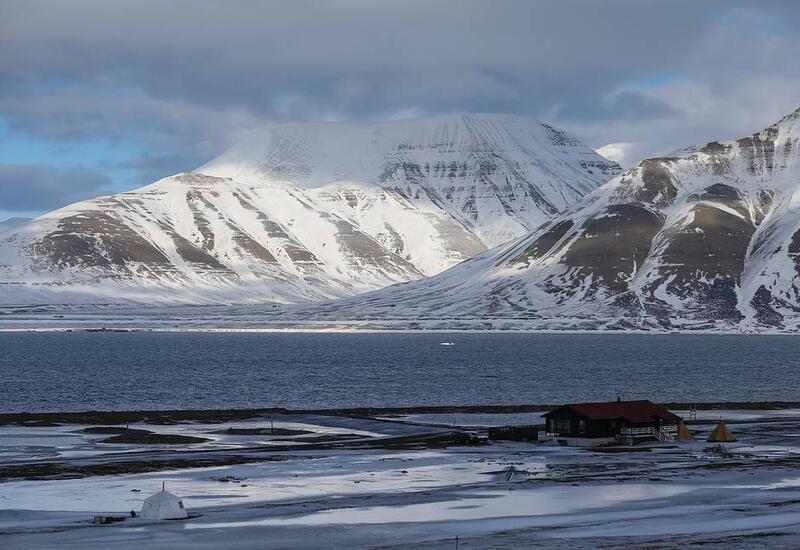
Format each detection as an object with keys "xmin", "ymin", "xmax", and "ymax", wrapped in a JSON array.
[
  {"xmin": 3, "ymin": 305, "xmax": 800, "ymax": 333},
  {"xmin": 4, "ymin": 408, "xmax": 800, "ymax": 548}
]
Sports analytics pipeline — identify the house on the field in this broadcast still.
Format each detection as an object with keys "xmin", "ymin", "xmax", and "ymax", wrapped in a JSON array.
[{"xmin": 543, "ymin": 399, "xmax": 682, "ymax": 446}]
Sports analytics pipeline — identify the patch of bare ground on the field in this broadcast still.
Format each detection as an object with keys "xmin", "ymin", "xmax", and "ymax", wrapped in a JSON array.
[
  {"xmin": 0, "ymin": 455, "xmax": 297, "ymax": 481},
  {"xmin": 273, "ymin": 433, "xmax": 363, "ymax": 443},
  {"xmin": 99, "ymin": 432, "xmax": 211, "ymax": 444},
  {"xmin": 0, "ymin": 432, "xmax": 452, "ymax": 481},
  {"xmin": 80, "ymin": 427, "xmax": 149, "ymax": 435},
  {"xmin": 215, "ymin": 427, "xmax": 312, "ymax": 436}
]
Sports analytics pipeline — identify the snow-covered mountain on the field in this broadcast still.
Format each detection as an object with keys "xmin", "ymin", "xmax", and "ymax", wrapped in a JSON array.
[
  {"xmin": 199, "ymin": 114, "xmax": 620, "ymax": 248},
  {"xmin": 0, "ymin": 217, "xmax": 31, "ymax": 235},
  {"xmin": 0, "ymin": 114, "xmax": 618, "ymax": 306},
  {"xmin": 284, "ymin": 107, "xmax": 800, "ymax": 332}
]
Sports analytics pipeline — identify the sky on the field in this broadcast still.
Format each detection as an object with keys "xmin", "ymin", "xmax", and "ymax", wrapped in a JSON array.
[{"xmin": 1, "ymin": 0, "xmax": 800, "ymax": 221}]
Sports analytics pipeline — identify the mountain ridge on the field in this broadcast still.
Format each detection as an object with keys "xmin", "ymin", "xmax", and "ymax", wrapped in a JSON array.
[
  {"xmin": 269, "ymin": 106, "xmax": 800, "ymax": 332},
  {"xmin": 0, "ymin": 113, "xmax": 617, "ymax": 306},
  {"xmin": 198, "ymin": 113, "xmax": 621, "ymax": 247}
]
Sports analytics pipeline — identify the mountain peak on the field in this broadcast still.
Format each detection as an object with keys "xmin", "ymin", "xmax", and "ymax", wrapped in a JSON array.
[
  {"xmin": 290, "ymin": 106, "xmax": 800, "ymax": 332},
  {"xmin": 0, "ymin": 115, "xmax": 616, "ymax": 307},
  {"xmin": 197, "ymin": 113, "xmax": 619, "ymax": 190},
  {"xmin": 777, "ymin": 105, "xmax": 800, "ymax": 124}
]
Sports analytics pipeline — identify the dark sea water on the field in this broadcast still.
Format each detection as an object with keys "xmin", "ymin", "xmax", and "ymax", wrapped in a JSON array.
[{"xmin": 1, "ymin": 332, "xmax": 799, "ymax": 413}]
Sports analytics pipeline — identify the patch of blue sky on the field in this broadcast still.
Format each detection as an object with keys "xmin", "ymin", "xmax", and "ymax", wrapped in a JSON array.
[
  {"xmin": 0, "ymin": 119, "xmax": 133, "ymax": 167},
  {"xmin": 625, "ymin": 72, "xmax": 682, "ymax": 91},
  {"xmin": 0, "ymin": 118, "xmax": 142, "ymax": 193}
]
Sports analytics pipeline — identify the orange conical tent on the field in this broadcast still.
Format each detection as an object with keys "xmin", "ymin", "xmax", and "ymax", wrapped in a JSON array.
[
  {"xmin": 707, "ymin": 420, "xmax": 736, "ymax": 442},
  {"xmin": 677, "ymin": 422, "xmax": 695, "ymax": 441}
]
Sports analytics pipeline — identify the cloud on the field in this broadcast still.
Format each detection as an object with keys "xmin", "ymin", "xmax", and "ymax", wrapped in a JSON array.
[
  {"xmin": 0, "ymin": 164, "xmax": 112, "ymax": 212},
  {"xmin": 0, "ymin": 0, "xmax": 799, "ymax": 195},
  {"xmin": 558, "ymin": 91, "xmax": 681, "ymax": 123},
  {"xmin": 596, "ymin": 143, "xmax": 641, "ymax": 168},
  {"xmin": 0, "ymin": 1, "xmax": 749, "ymax": 128},
  {"xmin": 0, "ymin": 91, "xmax": 258, "ymax": 168},
  {"xmin": 117, "ymin": 152, "xmax": 194, "ymax": 181}
]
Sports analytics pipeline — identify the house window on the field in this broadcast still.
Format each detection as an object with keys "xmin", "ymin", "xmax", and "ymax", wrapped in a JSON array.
[{"xmin": 578, "ymin": 419, "xmax": 586, "ymax": 434}]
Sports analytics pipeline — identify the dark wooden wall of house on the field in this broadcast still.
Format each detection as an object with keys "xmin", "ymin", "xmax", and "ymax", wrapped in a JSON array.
[{"xmin": 545, "ymin": 408, "xmax": 675, "ymax": 438}]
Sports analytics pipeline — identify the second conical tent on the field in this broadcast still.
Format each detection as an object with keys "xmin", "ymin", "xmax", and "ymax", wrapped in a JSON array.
[{"xmin": 707, "ymin": 420, "xmax": 736, "ymax": 442}]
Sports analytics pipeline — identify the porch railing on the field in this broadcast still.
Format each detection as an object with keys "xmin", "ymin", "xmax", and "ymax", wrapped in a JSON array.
[{"xmin": 620, "ymin": 425, "xmax": 676, "ymax": 442}]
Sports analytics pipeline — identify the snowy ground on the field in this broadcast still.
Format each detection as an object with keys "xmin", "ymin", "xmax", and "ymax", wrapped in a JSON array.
[
  {"xmin": 3, "ymin": 410, "xmax": 800, "ymax": 548},
  {"xmin": 7, "ymin": 302, "xmax": 800, "ymax": 334}
]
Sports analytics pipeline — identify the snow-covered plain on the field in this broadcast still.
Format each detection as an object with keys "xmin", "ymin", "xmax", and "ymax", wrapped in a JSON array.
[{"xmin": 3, "ymin": 410, "xmax": 800, "ymax": 548}]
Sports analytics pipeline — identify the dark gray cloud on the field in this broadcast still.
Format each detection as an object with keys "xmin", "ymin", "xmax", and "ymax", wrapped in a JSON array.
[
  {"xmin": 0, "ymin": 164, "xmax": 111, "ymax": 212},
  {"xmin": 1, "ymin": 0, "xmax": 800, "ymax": 189},
  {"xmin": 117, "ymin": 152, "xmax": 197, "ymax": 182},
  {"xmin": 558, "ymin": 91, "xmax": 681, "ymax": 123},
  {"xmin": 0, "ymin": 1, "xmax": 718, "ymax": 120}
]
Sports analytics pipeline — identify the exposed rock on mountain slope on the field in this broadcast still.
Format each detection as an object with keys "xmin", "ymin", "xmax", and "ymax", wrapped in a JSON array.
[
  {"xmin": 199, "ymin": 113, "xmax": 621, "ymax": 247},
  {"xmin": 281, "ymin": 107, "xmax": 800, "ymax": 331},
  {"xmin": 0, "ymin": 114, "xmax": 617, "ymax": 306}
]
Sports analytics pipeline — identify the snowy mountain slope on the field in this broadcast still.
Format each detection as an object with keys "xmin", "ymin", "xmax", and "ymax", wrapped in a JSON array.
[
  {"xmin": 278, "ymin": 107, "xmax": 800, "ymax": 331},
  {"xmin": 0, "ymin": 217, "xmax": 31, "ymax": 235},
  {"xmin": 0, "ymin": 114, "xmax": 617, "ymax": 306},
  {"xmin": 0, "ymin": 174, "xmax": 459, "ymax": 305},
  {"xmin": 199, "ymin": 114, "xmax": 621, "ymax": 247}
]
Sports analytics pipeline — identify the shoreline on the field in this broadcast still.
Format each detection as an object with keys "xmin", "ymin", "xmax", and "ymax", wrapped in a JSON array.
[
  {"xmin": 2, "ymin": 326, "xmax": 800, "ymax": 335},
  {"xmin": 4, "ymin": 401, "xmax": 800, "ymax": 425},
  {"xmin": 6, "ymin": 404, "xmax": 800, "ymax": 547}
]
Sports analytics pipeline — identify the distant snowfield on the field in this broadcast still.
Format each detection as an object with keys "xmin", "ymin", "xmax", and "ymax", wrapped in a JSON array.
[
  {"xmin": 4, "ymin": 303, "xmax": 800, "ymax": 333},
  {"xmin": 3, "ymin": 410, "xmax": 800, "ymax": 548}
]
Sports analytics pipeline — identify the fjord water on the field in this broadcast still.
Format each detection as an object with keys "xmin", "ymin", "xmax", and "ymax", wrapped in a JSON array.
[{"xmin": 1, "ymin": 332, "xmax": 798, "ymax": 413}]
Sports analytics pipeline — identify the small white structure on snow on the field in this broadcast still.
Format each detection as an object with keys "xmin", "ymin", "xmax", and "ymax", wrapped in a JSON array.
[{"xmin": 140, "ymin": 484, "xmax": 188, "ymax": 520}]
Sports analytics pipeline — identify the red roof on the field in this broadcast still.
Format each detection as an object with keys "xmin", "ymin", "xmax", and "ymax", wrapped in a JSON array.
[{"xmin": 545, "ymin": 400, "xmax": 681, "ymax": 423}]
